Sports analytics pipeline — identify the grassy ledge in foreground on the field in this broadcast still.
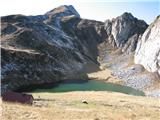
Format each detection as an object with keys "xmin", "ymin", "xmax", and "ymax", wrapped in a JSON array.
[{"xmin": 2, "ymin": 91, "xmax": 160, "ymax": 120}]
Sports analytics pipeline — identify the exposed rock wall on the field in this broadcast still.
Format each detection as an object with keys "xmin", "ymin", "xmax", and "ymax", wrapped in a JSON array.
[
  {"xmin": 104, "ymin": 12, "xmax": 148, "ymax": 52},
  {"xmin": 134, "ymin": 16, "xmax": 160, "ymax": 75}
]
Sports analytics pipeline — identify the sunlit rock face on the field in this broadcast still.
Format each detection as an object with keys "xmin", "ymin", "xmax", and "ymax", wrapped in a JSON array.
[
  {"xmin": 104, "ymin": 12, "xmax": 148, "ymax": 52},
  {"xmin": 135, "ymin": 16, "xmax": 160, "ymax": 75},
  {"xmin": 45, "ymin": 5, "xmax": 80, "ymax": 28}
]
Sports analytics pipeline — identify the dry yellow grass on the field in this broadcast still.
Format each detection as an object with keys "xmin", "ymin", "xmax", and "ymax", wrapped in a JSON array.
[{"xmin": 1, "ymin": 91, "xmax": 160, "ymax": 120}]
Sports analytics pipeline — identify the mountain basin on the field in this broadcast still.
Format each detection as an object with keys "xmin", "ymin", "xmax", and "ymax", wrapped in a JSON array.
[{"xmin": 31, "ymin": 80, "xmax": 145, "ymax": 96}]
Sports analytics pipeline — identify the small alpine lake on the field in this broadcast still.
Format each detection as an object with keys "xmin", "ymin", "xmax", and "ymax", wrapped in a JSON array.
[{"xmin": 31, "ymin": 80, "xmax": 145, "ymax": 96}]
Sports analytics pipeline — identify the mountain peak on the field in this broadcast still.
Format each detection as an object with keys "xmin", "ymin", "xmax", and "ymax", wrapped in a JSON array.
[
  {"xmin": 45, "ymin": 5, "xmax": 80, "ymax": 18},
  {"xmin": 122, "ymin": 12, "xmax": 133, "ymax": 17},
  {"xmin": 120, "ymin": 12, "xmax": 134, "ymax": 20}
]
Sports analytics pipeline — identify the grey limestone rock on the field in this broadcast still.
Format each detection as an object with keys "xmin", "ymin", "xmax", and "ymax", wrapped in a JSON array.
[{"xmin": 135, "ymin": 16, "xmax": 160, "ymax": 75}]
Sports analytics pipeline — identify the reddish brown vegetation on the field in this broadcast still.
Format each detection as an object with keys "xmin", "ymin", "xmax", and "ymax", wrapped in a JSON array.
[{"xmin": 2, "ymin": 91, "xmax": 34, "ymax": 105}]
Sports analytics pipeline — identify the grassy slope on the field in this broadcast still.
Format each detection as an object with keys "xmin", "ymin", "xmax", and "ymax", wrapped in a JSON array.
[{"xmin": 1, "ymin": 91, "xmax": 160, "ymax": 120}]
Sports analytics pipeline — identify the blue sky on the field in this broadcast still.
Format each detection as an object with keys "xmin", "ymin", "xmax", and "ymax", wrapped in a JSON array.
[{"xmin": 0, "ymin": 0, "xmax": 159, "ymax": 24}]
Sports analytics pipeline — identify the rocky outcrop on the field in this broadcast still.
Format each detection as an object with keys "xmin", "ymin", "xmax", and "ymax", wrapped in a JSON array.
[
  {"xmin": 104, "ymin": 12, "xmax": 148, "ymax": 52},
  {"xmin": 44, "ymin": 5, "xmax": 80, "ymax": 29},
  {"xmin": 1, "ymin": 5, "xmax": 148, "ymax": 92},
  {"xmin": 134, "ymin": 16, "xmax": 160, "ymax": 75}
]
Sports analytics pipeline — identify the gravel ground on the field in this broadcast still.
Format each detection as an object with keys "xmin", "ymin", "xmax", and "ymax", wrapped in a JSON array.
[
  {"xmin": 112, "ymin": 65, "xmax": 153, "ymax": 91},
  {"xmin": 101, "ymin": 52, "xmax": 160, "ymax": 98},
  {"xmin": 145, "ymin": 90, "xmax": 160, "ymax": 98}
]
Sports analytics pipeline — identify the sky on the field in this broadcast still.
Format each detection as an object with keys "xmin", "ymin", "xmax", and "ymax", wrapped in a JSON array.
[{"xmin": 0, "ymin": 0, "xmax": 159, "ymax": 24}]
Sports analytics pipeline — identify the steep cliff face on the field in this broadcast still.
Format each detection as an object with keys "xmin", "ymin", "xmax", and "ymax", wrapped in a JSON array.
[
  {"xmin": 134, "ymin": 16, "xmax": 160, "ymax": 75},
  {"xmin": 104, "ymin": 12, "xmax": 148, "ymax": 53},
  {"xmin": 61, "ymin": 16, "xmax": 106, "ymax": 62},
  {"xmin": 1, "ymin": 5, "xmax": 148, "ymax": 92}
]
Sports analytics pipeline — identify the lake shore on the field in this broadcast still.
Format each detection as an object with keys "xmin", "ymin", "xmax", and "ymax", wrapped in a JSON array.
[{"xmin": 87, "ymin": 68, "xmax": 123, "ymax": 84}]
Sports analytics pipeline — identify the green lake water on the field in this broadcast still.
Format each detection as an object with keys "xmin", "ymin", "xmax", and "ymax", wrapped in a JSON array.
[{"xmin": 32, "ymin": 80, "xmax": 145, "ymax": 96}]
